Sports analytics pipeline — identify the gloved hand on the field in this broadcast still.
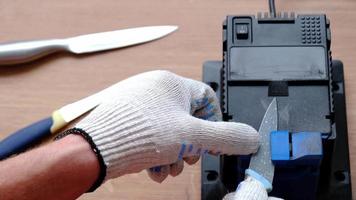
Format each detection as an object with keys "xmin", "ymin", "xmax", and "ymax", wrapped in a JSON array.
[
  {"xmin": 223, "ymin": 176, "xmax": 283, "ymax": 200},
  {"xmin": 74, "ymin": 70, "xmax": 259, "ymax": 184}
]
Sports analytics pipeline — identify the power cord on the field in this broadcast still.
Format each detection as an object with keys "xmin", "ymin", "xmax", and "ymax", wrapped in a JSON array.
[{"xmin": 269, "ymin": 0, "xmax": 276, "ymax": 17}]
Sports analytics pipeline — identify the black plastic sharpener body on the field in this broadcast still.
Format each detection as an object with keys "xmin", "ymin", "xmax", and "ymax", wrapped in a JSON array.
[{"xmin": 201, "ymin": 13, "xmax": 352, "ymax": 200}]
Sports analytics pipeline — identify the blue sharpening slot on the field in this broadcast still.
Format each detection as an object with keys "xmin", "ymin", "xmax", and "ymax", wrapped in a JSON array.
[
  {"xmin": 271, "ymin": 131, "xmax": 323, "ymax": 166},
  {"xmin": 270, "ymin": 131, "xmax": 289, "ymax": 162}
]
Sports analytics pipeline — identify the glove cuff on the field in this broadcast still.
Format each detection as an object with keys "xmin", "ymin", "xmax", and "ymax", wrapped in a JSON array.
[{"xmin": 76, "ymin": 101, "xmax": 159, "ymax": 180}]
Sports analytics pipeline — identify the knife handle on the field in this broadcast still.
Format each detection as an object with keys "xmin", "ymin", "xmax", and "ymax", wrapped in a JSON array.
[
  {"xmin": 0, "ymin": 117, "xmax": 53, "ymax": 160},
  {"xmin": 0, "ymin": 112, "xmax": 67, "ymax": 160},
  {"xmin": 0, "ymin": 39, "xmax": 67, "ymax": 65}
]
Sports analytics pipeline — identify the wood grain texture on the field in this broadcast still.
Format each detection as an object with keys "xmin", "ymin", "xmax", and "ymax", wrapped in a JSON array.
[{"xmin": 0, "ymin": 0, "xmax": 355, "ymax": 199}]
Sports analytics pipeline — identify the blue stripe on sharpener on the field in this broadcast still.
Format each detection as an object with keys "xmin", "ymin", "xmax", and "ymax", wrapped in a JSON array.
[{"xmin": 0, "ymin": 117, "xmax": 53, "ymax": 160}]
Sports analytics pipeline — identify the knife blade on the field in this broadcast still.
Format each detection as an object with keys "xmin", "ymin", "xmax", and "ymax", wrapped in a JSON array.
[
  {"xmin": 0, "ymin": 80, "xmax": 124, "ymax": 160},
  {"xmin": 245, "ymin": 98, "xmax": 278, "ymax": 192},
  {"xmin": 0, "ymin": 25, "xmax": 178, "ymax": 65}
]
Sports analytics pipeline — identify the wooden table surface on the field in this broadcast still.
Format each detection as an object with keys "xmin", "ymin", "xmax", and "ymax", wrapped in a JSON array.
[{"xmin": 1, "ymin": 0, "xmax": 356, "ymax": 199}]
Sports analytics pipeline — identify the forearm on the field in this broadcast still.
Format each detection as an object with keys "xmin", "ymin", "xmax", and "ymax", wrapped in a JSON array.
[{"xmin": 0, "ymin": 134, "xmax": 100, "ymax": 200}]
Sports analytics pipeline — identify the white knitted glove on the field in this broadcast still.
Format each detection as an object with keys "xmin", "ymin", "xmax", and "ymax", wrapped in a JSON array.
[
  {"xmin": 223, "ymin": 177, "xmax": 283, "ymax": 200},
  {"xmin": 75, "ymin": 70, "xmax": 259, "ymax": 183}
]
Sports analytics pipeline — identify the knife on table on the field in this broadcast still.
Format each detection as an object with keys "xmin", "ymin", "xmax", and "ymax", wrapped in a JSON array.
[
  {"xmin": 245, "ymin": 98, "xmax": 278, "ymax": 192},
  {"xmin": 0, "ymin": 25, "xmax": 178, "ymax": 65},
  {"xmin": 0, "ymin": 25, "xmax": 178, "ymax": 160}
]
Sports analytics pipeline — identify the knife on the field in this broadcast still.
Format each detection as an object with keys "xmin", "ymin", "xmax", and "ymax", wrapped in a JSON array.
[
  {"xmin": 0, "ymin": 25, "xmax": 178, "ymax": 65},
  {"xmin": 245, "ymin": 98, "xmax": 278, "ymax": 192},
  {"xmin": 0, "ymin": 79, "xmax": 130, "ymax": 160}
]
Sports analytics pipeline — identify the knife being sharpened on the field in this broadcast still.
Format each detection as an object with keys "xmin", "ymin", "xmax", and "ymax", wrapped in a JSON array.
[
  {"xmin": 0, "ymin": 25, "xmax": 177, "ymax": 65},
  {"xmin": 245, "ymin": 98, "xmax": 278, "ymax": 192}
]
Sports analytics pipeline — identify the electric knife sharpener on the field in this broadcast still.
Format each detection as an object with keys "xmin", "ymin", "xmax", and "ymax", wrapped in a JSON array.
[{"xmin": 201, "ymin": 10, "xmax": 352, "ymax": 200}]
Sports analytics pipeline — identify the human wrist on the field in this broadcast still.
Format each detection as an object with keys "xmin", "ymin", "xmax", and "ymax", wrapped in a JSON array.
[
  {"xmin": 58, "ymin": 134, "xmax": 100, "ymax": 177},
  {"xmin": 55, "ymin": 128, "xmax": 109, "ymax": 192}
]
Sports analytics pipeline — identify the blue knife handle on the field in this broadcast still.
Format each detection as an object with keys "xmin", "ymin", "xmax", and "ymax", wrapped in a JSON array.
[{"xmin": 0, "ymin": 117, "xmax": 53, "ymax": 160}]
